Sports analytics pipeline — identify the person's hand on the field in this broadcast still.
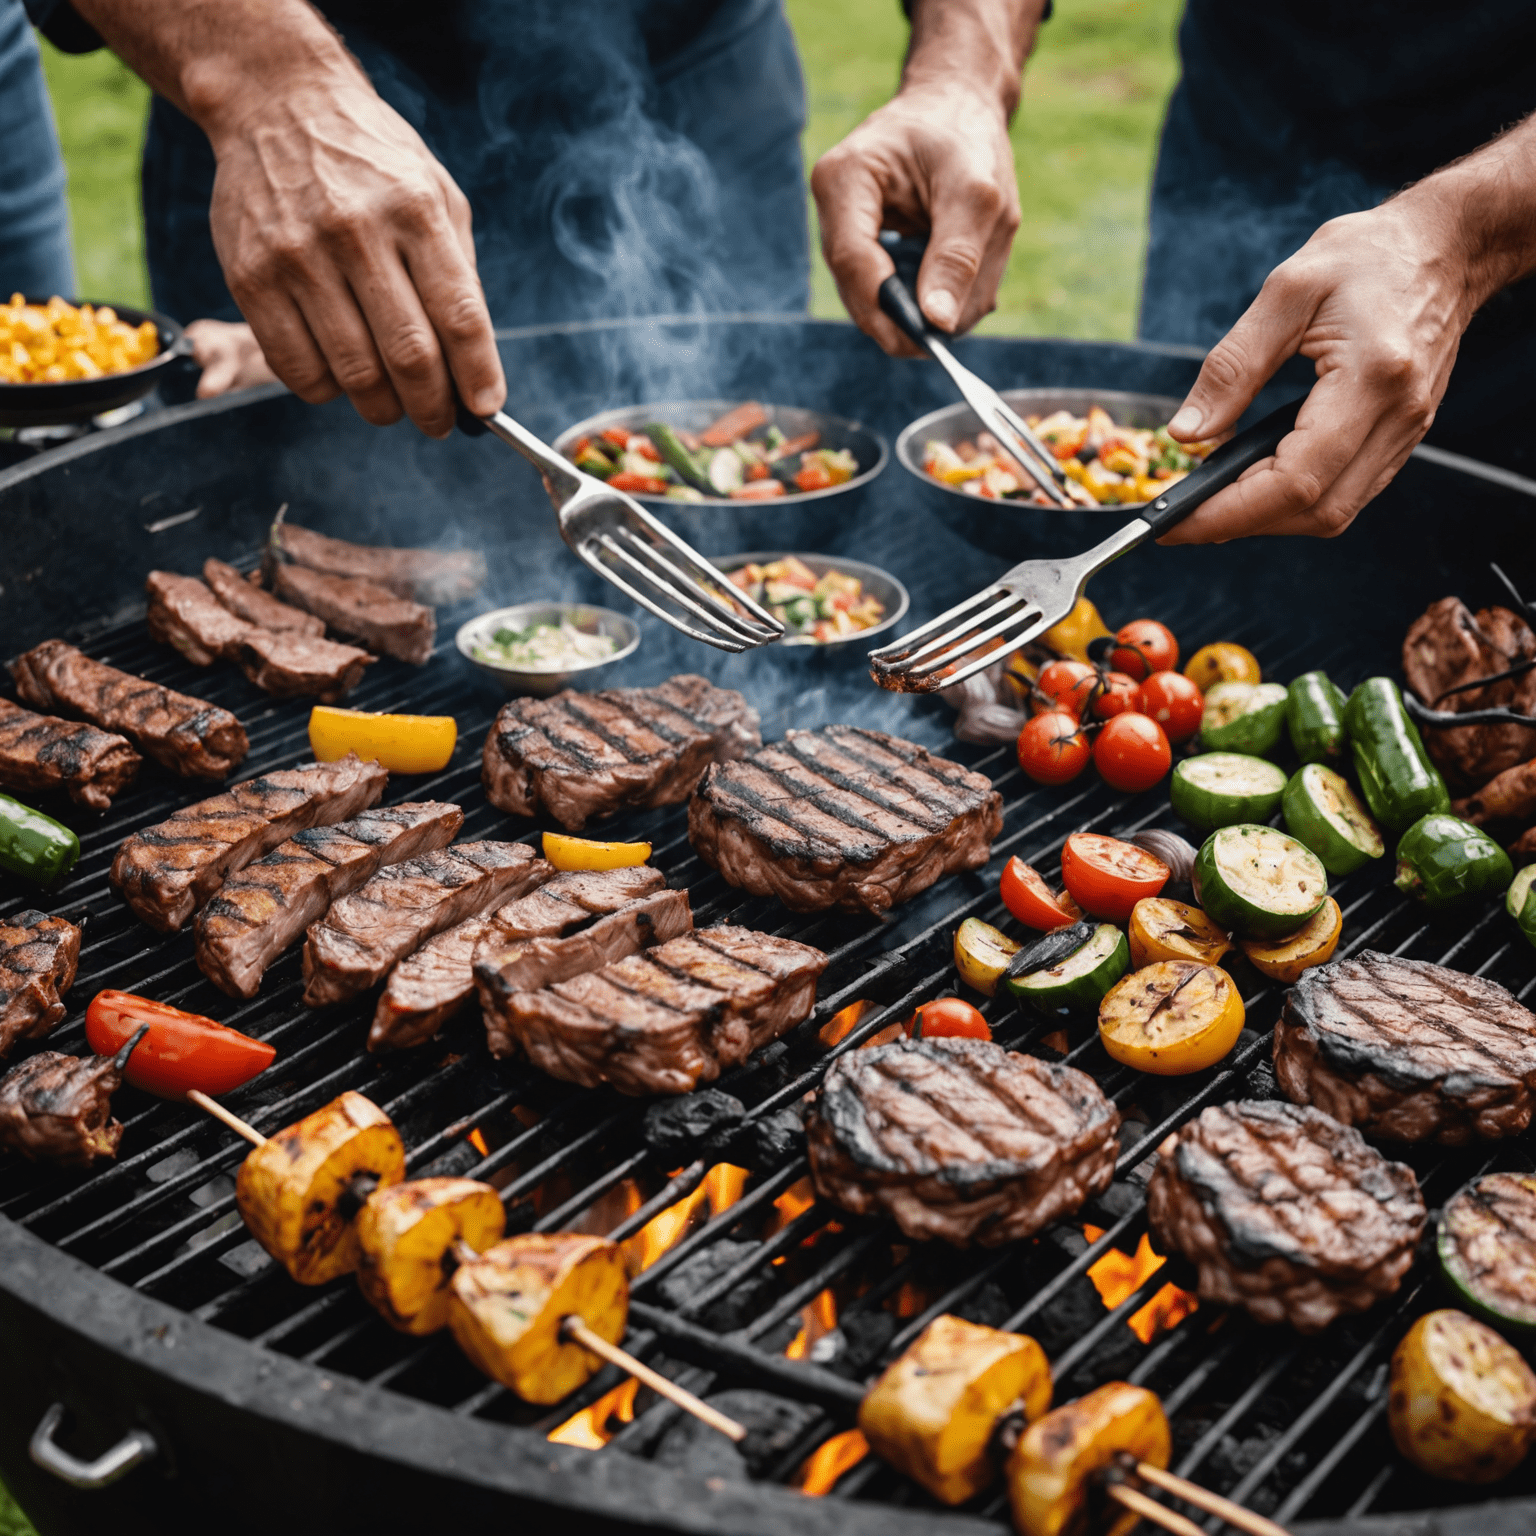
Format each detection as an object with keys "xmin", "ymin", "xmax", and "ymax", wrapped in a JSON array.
[
  {"xmin": 185, "ymin": 319, "xmax": 278, "ymax": 397},
  {"xmin": 812, "ymin": 82, "xmax": 1021, "ymax": 356}
]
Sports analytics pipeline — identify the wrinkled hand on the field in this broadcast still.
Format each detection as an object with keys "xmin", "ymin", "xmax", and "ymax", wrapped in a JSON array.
[
  {"xmin": 1160, "ymin": 201, "xmax": 1470, "ymax": 543},
  {"xmin": 185, "ymin": 319, "xmax": 278, "ymax": 397},
  {"xmin": 812, "ymin": 84, "xmax": 1020, "ymax": 355}
]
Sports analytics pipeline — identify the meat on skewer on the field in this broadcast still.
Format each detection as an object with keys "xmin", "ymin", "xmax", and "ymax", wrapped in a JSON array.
[
  {"xmin": 0, "ymin": 909, "xmax": 81, "ymax": 1056},
  {"xmin": 270, "ymin": 562, "xmax": 436, "ymax": 666},
  {"xmin": 202, "ymin": 557, "xmax": 325, "ymax": 637},
  {"xmin": 0, "ymin": 697, "xmax": 140, "ymax": 811}
]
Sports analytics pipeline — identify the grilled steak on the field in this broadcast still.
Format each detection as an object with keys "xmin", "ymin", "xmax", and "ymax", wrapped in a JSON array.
[
  {"xmin": 807, "ymin": 1038, "xmax": 1119, "ymax": 1247},
  {"xmin": 1275, "ymin": 951, "xmax": 1536, "ymax": 1143},
  {"xmin": 145, "ymin": 570, "xmax": 255, "ymax": 666},
  {"xmin": 303, "ymin": 841, "xmax": 545, "ymax": 1006},
  {"xmin": 0, "ymin": 911, "xmax": 80, "ymax": 1056},
  {"xmin": 233, "ymin": 628, "xmax": 373, "ymax": 702},
  {"xmin": 1146, "ymin": 1100, "xmax": 1425, "ymax": 1333},
  {"xmin": 689, "ymin": 725, "xmax": 1003, "ymax": 914},
  {"xmin": 266, "ymin": 515, "xmax": 486, "ymax": 606},
  {"xmin": 369, "ymin": 864, "xmax": 662, "ymax": 1053},
  {"xmin": 203, "ymin": 557, "xmax": 325, "ymax": 636},
  {"xmin": 0, "ymin": 1050, "xmax": 124, "ymax": 1167},
  {"xmin": 482, "ymin": 675, "xmax": 760, "ymax": 830},
  {"xmin": 13, "ymin": 639, "xmax": 249, "ymax": 779},
  {"xmin": 271, "ymin": 562, "xmax": 436, "ymax": 665},
  {"xmin": 506, "ymin": 925, "xmax": 826, "ymax": 1095},
  {"xmin": 0, "ymin": 697, "xmax": 140, "ymax": 811},
  {"xmin": 196, "ymin": 802, "xmax": 465, "ymax": 998},
  {"xmin": 111, "ymin": 752, "xmax": 388, "ymax": 933},
  {"xmin": 1403, "ymin": 597, "xmax": 1536, "ymax": 787}
]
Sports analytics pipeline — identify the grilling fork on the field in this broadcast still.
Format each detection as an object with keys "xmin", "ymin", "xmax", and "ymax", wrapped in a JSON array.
[
  {"xmin": 458, "ymin": 407, "xmax": 784, "ymax": 652},
  {"xmin": 869, "ymin": 395, "xmax": 1305, "ymax": 693}
]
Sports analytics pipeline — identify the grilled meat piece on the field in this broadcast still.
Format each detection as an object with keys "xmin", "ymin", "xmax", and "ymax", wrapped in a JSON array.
[
  {"xmin": 369, "ymin": 864, "xmax": 662, "ymax": 1053},
  {"xmin": 0, "ymin": 697, "xmax": 140, "ymax": 811},
  {"xmin": 145, "ymin": 570, "xmax": 256, "ymax": 666},
  {"xmin": 271, "ymin": 562, "xmax": 436, "ymax": 666},
  {"xmin": 266, "ymin": 515, "xmax": 486, "ymax": 606},
  {"xmin": 506, "ymin": 925, "xmax": 827, "ymax": 1095},
  {"xmin": 303, "ymin": 841, "xmax": 545, "ymax": 1006},
  {"xmin": 233, "ymin": 628, "xmax": 373, "ymax": 703},
  {"xmin": 1146, "ymin": 1100, "xmax": 1425, "ymax": 1333},
  {"xmin": 13, "ymin": 639, "xmax": 249, "ymax": 780},
  {"xmin": 1403, "ymin": 597, "xmax": 1536, "ymax": 787},
  {"xmin": 1511, "ymin": 825, "xmax": 1536, "ymax": 863},
  {"xmin": 1454, "ymin": 758, "xmax": 1536, "ymax": 827},
  {"xmin": 111, "ymin": 752, "xmax": 388, "ymax": 933},
  {"xmin": 0, "ymin": 1050, "xmax": 124, "ymax": 1166},
  {"xmin": 196, "ymin": 801, "xmax": 465, "ymax": 998},
  {"xmin": 807, "ymin": 1038, "xmax": 1119, "ymax": 1247},
  {"xmin": 203, "ymin": 557, "xmax": 325, "ymax": 636},
  {"xmin": 482, "ymin": 675, "xmax": 760, "ymax": 830},
  {"xmin": 689, "ymin": 725, "xmax": 1003, "ymax": 914},
  {"xmin": 0, "ymin": 910, "xmax": 80, "ymax": 1056},
  {"xmin": 1274, "ymin": 951, "xmax": 1536, "ymax": 1143}
]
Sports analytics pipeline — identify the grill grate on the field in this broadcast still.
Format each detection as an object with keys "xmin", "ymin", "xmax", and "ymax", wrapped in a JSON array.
[{"xmin": 2, "ymin": 574, "xmax": 1533, "ymax": 1530}]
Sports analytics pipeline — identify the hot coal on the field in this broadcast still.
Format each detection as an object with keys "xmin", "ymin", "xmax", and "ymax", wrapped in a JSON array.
[
  {"xmin": 653, "ymin": 1389, "xmax": 822, "ymax": 1483},
  {"xmin": 641, "ymin": 1089, "xmax": 746, "ymax": 1157}
]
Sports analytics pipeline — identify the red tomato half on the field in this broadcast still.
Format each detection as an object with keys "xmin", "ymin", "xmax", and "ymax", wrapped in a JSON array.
[
  {"xmin": 1017, "ymin": 710, "xmax": 1091, "ymax": 785},
  {"xmin": 1036, "ymin": 659, "xmax": 1097, "ymax": 718},
  {"xmin": 1060, "ymin": 833, "xmax": 1170, "ymax": 921},
  {"xmin": 1139, "ymin": 670, "xmax": 1204, "ymax": 743},
  {"xmin": 1110, "ymin": 619, "xmax": 1179, "ymax": 681},
  {"xmin": 85, "ymin": 990, "xmax": 276, "ymax": 1099},
  {"xmin": 1091, "ymin": 671, "xmax": 1142, "ymax": 721},
  {"xmin": 912, "ymin": 997, "xmax": 992, "ymax": 1041},
  {"xmin": 1094, "ymin": 712, "xmax": 1173, "ymax": 793},
  {"xmin": 1000, "ymin": 856, "xmax": 1078, "ymax": 930}
]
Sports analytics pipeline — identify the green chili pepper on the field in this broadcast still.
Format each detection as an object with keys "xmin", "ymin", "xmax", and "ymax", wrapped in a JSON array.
[
  {"xmin": 1286, "ymin": 671, "xmax": 1348, "ymax": 764},
  {"xmin": 0, "ymin": 792, "xmax": 80, "ymax": 886},
  {"xmin": 1342, "ymin": 677, "xmax": 1450, "ymax": 832},
  {"xmin": 1393, "ymin": 813, "xmax": 1513, "ymax": 912}
]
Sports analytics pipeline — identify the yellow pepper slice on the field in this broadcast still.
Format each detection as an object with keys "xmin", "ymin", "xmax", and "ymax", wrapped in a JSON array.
[
  {"xmin": 1239, "ymin": 896, "xmax": 1343, "ymax": 982},
  {"xmin": 1041, "ymin": 596, "xmax": 1112, "ymax": 663},
  {"xmin": 542, "ymin": 831, "xmax": 652, "ymax": 871},
  {"xmin": 1097, "ymin": 960, "xmax": 1245, "ymax": 1075},
  {"xmin": 1127, "ymin": 898, "xmax": 1233, "ymax": 969},
  {"xmin": 308, "ymin": 706, "xmax": 457, "ymax": 774},
  {"xmin": 1183, "ymin": 641, "xmax": 1261, "ymax": 690},
  {"xmin": 953, "ymin": 917, "xmax": 1021, "ymax": 998}
]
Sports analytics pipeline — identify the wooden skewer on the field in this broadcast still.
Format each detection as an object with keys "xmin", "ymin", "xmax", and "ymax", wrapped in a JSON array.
[
  {"xmin": 186, "ymin": 1088, "xmax": 266, "ymax": 1147},
  {"xmin": 1105, "ymin": 1482, "xmax": 1207, "ymax": 1536},
  {"xmin": 1134, "ymin": 1461, "xmax": 1292, "ymax": 1536}
]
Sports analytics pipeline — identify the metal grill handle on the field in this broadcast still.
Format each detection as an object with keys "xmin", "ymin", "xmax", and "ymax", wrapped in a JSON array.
[{"xmin": 29, "ymin": 1403, "xmax": 159, "ymax": 1489}]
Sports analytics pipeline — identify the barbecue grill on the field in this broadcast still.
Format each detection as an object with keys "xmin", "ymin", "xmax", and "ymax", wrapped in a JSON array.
[{"xmin": 1, "ymin": 316, "xmax": 1532, "ymax": 1536}]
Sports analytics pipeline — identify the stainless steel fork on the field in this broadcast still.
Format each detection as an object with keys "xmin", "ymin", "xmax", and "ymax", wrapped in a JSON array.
[
  {"xmin": 868, "ymin": 395, "xmax": 1305, "ymax": 693},
  {"xmin": 459, "ymin": 406, "xmax": 784, "ymax": 652}
]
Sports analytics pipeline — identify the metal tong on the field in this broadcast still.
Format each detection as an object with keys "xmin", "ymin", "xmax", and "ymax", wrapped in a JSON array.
[
  {"xmin": 457, "ymin": 406, "xmax": 783, "ymax": 653},
  {"xmin": 869, "ymin": 395, "xmax": 1305, "ymax": 692}
]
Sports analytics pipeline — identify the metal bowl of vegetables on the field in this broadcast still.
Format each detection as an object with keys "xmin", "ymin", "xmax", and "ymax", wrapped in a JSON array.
[
  {"xmin": 551, "ymin": 400, "xmax": 888, "ymax": 554},
  {"xmin": 710, "ymin": 552, "xmax": 908, "ymax": 650},
  {"xmin": 455, "ymin": 602, "xmax": 641, "ymax": 697}
]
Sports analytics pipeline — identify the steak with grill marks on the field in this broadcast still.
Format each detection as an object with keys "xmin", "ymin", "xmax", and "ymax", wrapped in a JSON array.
[
  {"xmin": 689, "ymin": 725, "xmax": 1003, "ymax": 914},
  {"xmin": 1146, "ymin": 1100, "xmax": 1425, "ymax": 1333},
  {"xmin": 146, "ymin": 570, "xmax": 254, "ymax": 666},
  {"xmin": 271, "ymin": 562, "xmax": 436, "ymax": 665},
  {"xmin": 0, "ymin": 697, "xmax": 140, "ymax": 811},
  {"xmin": 110, "ymin": 752, "xmax": 388, "ymax": 933},
  {"xmin": 0, "ymin": 1050, "xmax": 124, "ymax": 1167},
  {"xmin": 203, "ymin": 558, "xmax": 325, "ymax": 637},
  {"xmin": 13, "ymin": 639, "xmax": 249, "ymax": 779},
  {"xmin": 266, "ymin": 516, "xmax": 486, "ymax": 606},
  {"xmin": 369, "ymin": 864, "xmax": 663, "ymax": 1053},
  {"xmin": 302, "ymin": 841, "xmax": 545, "ymax": 1005},
  {"xmin": 195, "ymin": 802, "xmax": 465, "ymax": 998},
  {"xmin": 1274, "ymin": 951, "xmax": 1536, "ymax": 1143},
  {"xmin": 505, "ymin": 925, "xmax": 827, "ymax": 1095},
  {"xmin": 0, "ymin": 911, "xmax": 80, "ymax": 1056},
  {"xmin": 806, "ymin": 1038, "xmax": 1119, "ymax": 1247},
  {"xmin": 482, "ymin": 675, "xmax": 760, "ymax": 830}
]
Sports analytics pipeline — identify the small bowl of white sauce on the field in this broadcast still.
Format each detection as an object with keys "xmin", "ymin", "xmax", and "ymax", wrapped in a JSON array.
[{"xmin": 455, "ymin": 602, "xmax": 640, "ymax": 696}]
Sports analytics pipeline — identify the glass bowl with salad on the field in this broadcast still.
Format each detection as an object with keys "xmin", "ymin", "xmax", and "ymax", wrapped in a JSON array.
[
  {"xmin": 709, "ymin": 552, "xmax": 909, "ymax": 649},
  {"xmin": 454, "ymin": 602, "xmax": 640, "ymax": 696}
]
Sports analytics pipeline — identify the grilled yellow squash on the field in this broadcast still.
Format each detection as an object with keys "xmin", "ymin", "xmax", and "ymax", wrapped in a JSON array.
[
  {"xmin": 448, "ymin": 1232, "xmax": 628, "ymax": 1404},
  {"xmin": 356, "ymin": 1178, "xmax": 506, "ymax": 1335},
  {"xmin": 859, "ymin": 1314, "xmax": 1052, "ymax": 1505},
  {"xmin": 235, "ymin": 1091, "xmax": 405, "ymax": 1285}
]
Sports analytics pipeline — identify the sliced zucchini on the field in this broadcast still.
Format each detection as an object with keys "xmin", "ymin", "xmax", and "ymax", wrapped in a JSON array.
[
  {"xmin": 1127, "ymin": 897, "xmax": 1232, "ymax": 969},
  {"xmin": 1199, "ymin": 681, "xmax": 1289, "ymax": 755},
  {"xmin": 1098, "ymin": 959, "xmax": 1245, "ymax": 1075},
  {"xmin": 1438, "ymin": 1173, "xmax": 1536, "ymax": 1340},
  {"xmin": 1239, "ymin": 896, "xmax": 1342, "ymax": 981},
  {"xmin": 1170, "ymin": 752, "xmax": 1286, "ymax": 832},
  {"xmin": 707, "ymin": 447, "xmax": 744, "ymax": 495},
  {"xmin": 1282, "ymin": 763, "xmax": 1385, "ymax": 875},
  {"xmin": 1192, "ymin": 823, "xmax": 1328, "ymax": 940},
  {"xmin": 1507, "ymin": 865, "xmax": 1536, "ymax": 951},
  {"xmin": 1005, "ymin": 923, "xmax": 1129, "ymax": 1015}
]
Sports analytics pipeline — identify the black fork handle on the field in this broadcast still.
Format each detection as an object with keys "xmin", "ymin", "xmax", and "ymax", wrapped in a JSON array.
[{"xmin": 876, "ymin": 231, "xmax": 939, "ymax": 350}]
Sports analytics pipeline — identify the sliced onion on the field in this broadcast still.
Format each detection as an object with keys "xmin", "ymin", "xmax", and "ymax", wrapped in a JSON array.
[
  {"xmin": 954, "ymin": 702, "xmax": 1030, "ymax": 745},
  {"xmin": 1130, "ymin": 829, "xmax": 1198, "ymax": 888}
]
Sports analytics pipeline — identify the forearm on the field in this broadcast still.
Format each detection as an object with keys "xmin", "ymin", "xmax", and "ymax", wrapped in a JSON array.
[{"xmin": 904, "ymin": 0, "xmax": 1049, "ymax": 119}]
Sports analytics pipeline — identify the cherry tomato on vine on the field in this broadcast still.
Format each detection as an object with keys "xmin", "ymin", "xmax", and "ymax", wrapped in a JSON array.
[
  {"xmin": 1138, "ymin": 670, "xmax": 1204, "ymax": 743},
  {"xmin": 1000, "ymin": 855, "xmax": 1080, "ymax": 930},
  {"xmin": 1091, "ymin": 671, "xmax": 1142, "ymax": 721},
  {"xmin": 1110, "ymin": 620, "xmax": 1179, "ymax": 681},
  {"xmin": 1017, "ymin": 710, "xmax": 1091, "ymax": 785},
  {"xmin": 1093, "ymin": 711, "xmax": 1172, "ymax": 793},
  {"xmin": 911, "ymin": 997, "xmax": 992, "ymax": 1041},
  {"xmin": 1061, "ymin": 832, "xmax": 1170, "ymax": 922},
  {"xmin": 1036, "ymin": 659, "xmax": 1097, "ymax": 719}
]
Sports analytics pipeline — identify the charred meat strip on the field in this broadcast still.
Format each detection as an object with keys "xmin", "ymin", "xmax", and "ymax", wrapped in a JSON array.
[
  {"xmin": 1274, "ymin": 950, "xmax": 1536, "ymax": 1144},
  {"xmin": 0, "ymin": 910, "xmax": 80, "ymax": 1056},
  {"xmin": 482, "ymin": 675, "xmax": 760, "ymax": 831},
  {"xmin": 271, "ymin": 562, "xmax": 436, "ymax": 666},
  {"xmin": 111, "ymin": 752, "xmax": 388, "ymax": 933},
  {"xmin": 1454, "ymin": 758, "xmax": 1536, "ymax": 827},
  {"xmin": 203, "ymin": 557, "xmax": 325, "ymax": 637},
  {"xmin": 303, "ymin": 841, "xmax": 545, "ymax": 1006},
  {"xmin": 689, "ymin": 725, "xmax": 1003, "ymax": 914},
  {"xmin": 0, "ymin": 697, "xmax": 140, "ymax": 811},
  {"xmin": 0, "ymin": 1050, "xmax": 124, "ymax": 1167},
  {"xmin": 369, "ymin": 864, "xmax": 662, "ymax": 1053},
  {"xmin": 196, "ymin": 802, "xmax": 465, "ymax": 998},
  {"xmin": 807, "ymin": 1038, "xmax": 1119, "ymax": 1247},
  {"xmin": 1147, "ymin": 1100, "xmax": 1425, "ymax": 1333},
  {"xmin": 13, "ymin": 639, "xmax": 249, "ymax": 780},
  {"xmin": 504, "ymin": 925, "xmax": 827, "ymax": 1095},
  {"xmin": 266, "ymin": 516, "xmax": 486, "ymax": 606},
  {"xmin": 145, "ymin": 570, "xmax": 255, "ymax": 666}
]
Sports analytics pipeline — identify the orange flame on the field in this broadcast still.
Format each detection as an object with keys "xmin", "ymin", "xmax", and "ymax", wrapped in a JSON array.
[
  {"xmin": 1083, "ymin": 1225, "xmax": 1198, "ymax": 1345},
  {"xmin": 794, "ymin": 1429, "xmax": 869, "ymax": 1496},
  {"xmin": 785, "ymin": 1287, "xmax": 839, "ymax": 1360},
  {"xmin": 819, "ymin": 999, "xmax": 872, "ymax": 1048},
  {"xmin": 622, "ymin": 1164, "xmax": 749, "ymax": 1275},
  {"xmin": 466, "ymin": 1126, "xmax": 489, "ymax": 1157},
  {"xmin": 547, "ymin": 1377, "xmax": 639, "ymax": 1448}
]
